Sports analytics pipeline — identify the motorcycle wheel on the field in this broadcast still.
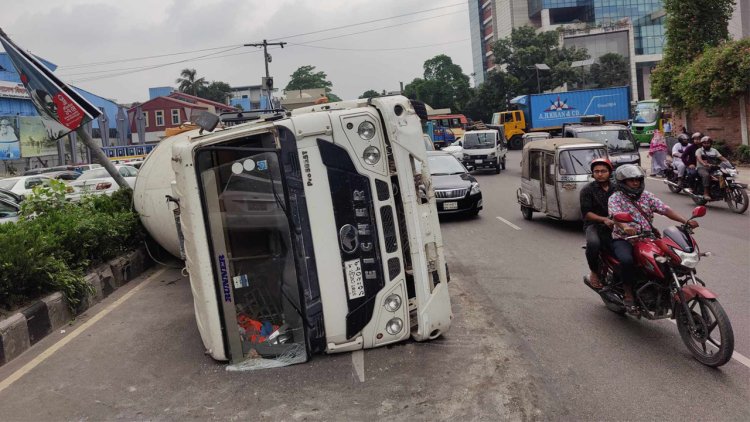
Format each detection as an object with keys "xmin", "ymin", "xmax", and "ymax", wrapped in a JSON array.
[
  {"xmin": 726, "ymin": 187, "xmax": 749, "ymax": 214},
  {"xmin": 676, "ymin": 297, "xmax": 734, "ymax": 367}
]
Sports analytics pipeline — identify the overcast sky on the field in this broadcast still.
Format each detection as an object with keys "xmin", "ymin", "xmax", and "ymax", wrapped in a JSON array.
[{"xmin": 2, "ymin": 0, "xmax": 473, "ymax": 104}]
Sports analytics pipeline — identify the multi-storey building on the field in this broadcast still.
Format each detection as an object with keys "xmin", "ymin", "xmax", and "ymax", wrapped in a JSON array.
[{"xmin": 468, "ymin": 0, "xmax": 667, "ymax": 99}]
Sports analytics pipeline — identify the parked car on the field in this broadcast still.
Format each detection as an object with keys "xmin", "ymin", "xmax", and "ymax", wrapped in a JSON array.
[
  {"xmin": 44, "ymin": 170, "xmax": 81, "ymax": 181},
  {"xmin": 441, "ymin": 139, "xmax": 464, "ymax": 160},
  {"xmin": 421, "ymin": 151, "xmax": 482, "ymax": 216},
  {"xmin": 0, "ymin": 197, "xmax": 20, "ymax": 224},
  {"xmin": 0, "ymin": 187, "xmax": 23, "ymax": 204},
  {"xmin": 0, "ymin": 175, "xmax": 53, "ymax": 197},
  {"xmin": 23, "ymin": 165, "xmax": 79, "ymax": 176},
  {"xmin": 67, "ymin": 165, "xmax": 138, "ymax": 200}
]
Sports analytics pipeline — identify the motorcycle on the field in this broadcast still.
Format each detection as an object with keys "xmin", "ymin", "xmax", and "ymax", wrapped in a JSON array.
[
  {"xmin": 583, "ymin": 206, "xmax": 735, "ymax": 367},
  {"xmin": 663, "ymin": 160, "xmax": 749, "ymax": 214}
]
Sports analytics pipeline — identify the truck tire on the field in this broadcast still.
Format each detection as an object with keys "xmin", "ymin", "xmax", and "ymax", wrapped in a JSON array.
[{"xmin": 510, "ymin": 135, "xmax": 523, "ymax": 150}]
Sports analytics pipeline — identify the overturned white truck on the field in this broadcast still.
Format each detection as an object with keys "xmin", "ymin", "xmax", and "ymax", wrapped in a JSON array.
[{"xmin": 134, "ymin": 96, "xmax": 452, "ymax": 366}]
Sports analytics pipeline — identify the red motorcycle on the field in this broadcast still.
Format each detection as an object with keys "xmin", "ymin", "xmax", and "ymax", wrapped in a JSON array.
[{"xmin": 585, "ymin": 206, "xmax": 734, "ymax": 367}]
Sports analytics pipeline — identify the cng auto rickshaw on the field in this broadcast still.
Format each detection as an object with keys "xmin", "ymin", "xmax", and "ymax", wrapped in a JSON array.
[{"xmin": 517, "ymin": 139, "xmax": 609, "ymax": 221}]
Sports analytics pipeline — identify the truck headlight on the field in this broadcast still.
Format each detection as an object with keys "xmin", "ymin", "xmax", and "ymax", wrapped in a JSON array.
[
  {"xmin": 384, "ymin": 294, "xmax": 402, "ymax": 312},
  {"xmin": 385, "ymin": 318, "xmax": 403, "ymax": 335},
  {"xmin": 470, "ymin": 182, "xmax": 481, "ymax": 195},
  {"xmin": 463, "ymin": 153, "xmax": 470, "ymax": 160},
  {"xmin": 358, "ymin": 121, "xmax": 376, "ymax": 140},
  {"xmin": 363, "ymin": 146, "xmax": 381, "ymax": 165},
  {"xmin": 488, "ymin": 152, "xmax": 496, "ymax": 159}
]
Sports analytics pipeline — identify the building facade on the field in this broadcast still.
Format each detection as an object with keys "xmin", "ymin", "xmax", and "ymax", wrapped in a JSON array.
[
  {"xmin": 127, "ymin": 96, "xmax": 208, "ymax": 143},
  {"xmin": 468, "ymin": 0, "xmax": 666, "ymax": 99},
  {"xmin": 228, "ymin": 85, "xmax": 277, "ymax": 111}
]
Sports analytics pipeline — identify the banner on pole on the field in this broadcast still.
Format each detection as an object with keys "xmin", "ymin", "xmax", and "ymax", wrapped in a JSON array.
[{"xmin": 0, "ymin": 28, "xmax": 100, "ymax": 142}]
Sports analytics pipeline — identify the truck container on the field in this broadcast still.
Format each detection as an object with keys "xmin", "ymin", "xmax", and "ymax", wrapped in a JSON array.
[{"xmin": 492, "ymin": 86, "xmax": 631, "ymax": 149}]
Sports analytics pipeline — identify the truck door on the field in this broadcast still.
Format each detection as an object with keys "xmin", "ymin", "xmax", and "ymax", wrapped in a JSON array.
[{"xmin": 543, "ymin": 153, "xmax": 560, "ymax": 217}]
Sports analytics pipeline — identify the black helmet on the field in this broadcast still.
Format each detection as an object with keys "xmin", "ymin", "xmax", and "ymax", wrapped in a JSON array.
[
  {"xmin": 677, "ymin": 133, "xmax": 689, "ymax": 144},
  {"xmin": 615, "ymin": 164, "xmax": 645, "ymax": 200}
]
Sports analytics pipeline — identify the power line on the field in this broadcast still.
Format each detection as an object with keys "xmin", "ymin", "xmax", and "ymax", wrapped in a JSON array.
[
  {"xmin": 67, "ymin": 8, "xmax": 467, "ymax": 83},
  {"xmin": 56, "ymin": 1, "xmax": 465, "ymax": 69},
  {"xmin": 58, "ymin": 44, "xmax": 244, "ymax": 69},
  {"xmin": 268, "ymin": 2, "xmax": 465, "ymax": 41},
  {"xmin": 288, "ymin": 38, "xmax": 469, "ymax": 52}
]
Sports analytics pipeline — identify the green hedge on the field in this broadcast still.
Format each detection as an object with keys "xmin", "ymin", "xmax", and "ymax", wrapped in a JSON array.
[{"xmin": 0, "ymin": 183, "xmax": 144, "ymax": 311}]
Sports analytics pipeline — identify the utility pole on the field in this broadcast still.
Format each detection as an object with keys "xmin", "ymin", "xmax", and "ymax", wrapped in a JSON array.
[{"xmin": 244, "ymin": 40, "xmax": 286, "ymax": 109}]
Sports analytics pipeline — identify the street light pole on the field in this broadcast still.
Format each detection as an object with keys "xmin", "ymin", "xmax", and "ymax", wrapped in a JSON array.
[{"xmin": 244, "ymin": 40, "xmax": 286, "ymax": 109}]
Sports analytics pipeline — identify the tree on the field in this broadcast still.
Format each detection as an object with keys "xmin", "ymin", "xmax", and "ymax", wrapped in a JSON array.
[
  {"xmin": 176, "ymin": 68, "xmax": 207, "ymax": 96},
  {"xmin": 403, "ymin": 55, "xmax": 471, "ymax": 111},
  {"xmin": 651, "ymin": 0, "xmax": 735, "ymax": 108},
  {"xmin": 199, "ymin": 81, "xmax": 232, "ymax": 103},
  {"xmin": 359, "ymin": 89, "xmax": 380, "ymax": 99},
  {"xmin": 462, "ymin": 71, "xmax": 519, "ymax": 123},
  {"xmin": 589, "ymin": 53, "xmax": 630, "ymax": 88},
  {"xmin": 492, "ymin": 26, "xmax": 589, "ymax": 93},
  {"xmin": 285, "ymin": 65, "xmax": 333, "ymax": 92},
  {"xmin": 284, "ymin": 65, "xmax": 343, "ymax": 102}
]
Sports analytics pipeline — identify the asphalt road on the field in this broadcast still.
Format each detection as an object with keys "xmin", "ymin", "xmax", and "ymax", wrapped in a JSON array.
[{"xmin": 0, "ymin": 149, "xmax": 747, "ymax": 421}]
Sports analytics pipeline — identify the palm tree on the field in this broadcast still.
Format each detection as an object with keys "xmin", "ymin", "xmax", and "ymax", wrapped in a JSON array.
[{"xmin": 175, "ymin": 68, "xmax": 207, "ymax": 96}]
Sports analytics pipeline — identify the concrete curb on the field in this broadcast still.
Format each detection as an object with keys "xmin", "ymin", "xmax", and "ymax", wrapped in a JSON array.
[{"xmin": 0, "ymin": 246, "xmax": 153, "ymax": 367}]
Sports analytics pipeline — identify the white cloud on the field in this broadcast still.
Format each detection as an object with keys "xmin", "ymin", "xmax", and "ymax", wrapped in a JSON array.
[{"xmin": 2, "ymin": 0, "xmax": 472, "ymax": 103}]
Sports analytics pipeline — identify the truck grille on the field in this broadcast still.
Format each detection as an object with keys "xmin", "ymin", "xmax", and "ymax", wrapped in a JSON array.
[{"xmin": 435, "ymin": 188, "xmax": 468, "ymax": 199}]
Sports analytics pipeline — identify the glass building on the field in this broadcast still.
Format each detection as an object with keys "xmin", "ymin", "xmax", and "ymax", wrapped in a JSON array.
[{"xmin": 528, "ymin": 0, "xmax": 665, "ymax": 55}]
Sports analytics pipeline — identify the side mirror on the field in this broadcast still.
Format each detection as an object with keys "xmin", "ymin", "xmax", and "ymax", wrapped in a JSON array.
[
  {"xmin": 692, "ymin": 206, "xmax": 707, "ymax": 218},
  {"xmin": 613, "ymin": 212, "xmax": 634, "ymax": 223}
]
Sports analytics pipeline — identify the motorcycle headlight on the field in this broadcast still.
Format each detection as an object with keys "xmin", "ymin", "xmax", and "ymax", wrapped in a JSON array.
[
  {"xmin": 672, "ymin": 248, "xmax": 700, "ymax": 269},
  {"xmin": 470, "ymin": 182, "xmax": 481, "ymax": 195}
]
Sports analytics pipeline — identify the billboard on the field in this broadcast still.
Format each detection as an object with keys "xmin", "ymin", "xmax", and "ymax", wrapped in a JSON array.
[{"xmin": 0, "ymin": 116, "xmax": 20, "ymax": 159}]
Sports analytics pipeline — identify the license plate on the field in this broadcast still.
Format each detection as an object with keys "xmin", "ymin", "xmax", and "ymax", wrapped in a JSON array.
[
  {"xmin": 344, "ymin": 259, "xmax": 365, "ymax": 299},
  {"xmin": 444, "ymin": 201, "xmax": 458, "ymax": 210},
  {"xmin": 474, "ymin": 159, "xmax": 483, "ymax": 164}
]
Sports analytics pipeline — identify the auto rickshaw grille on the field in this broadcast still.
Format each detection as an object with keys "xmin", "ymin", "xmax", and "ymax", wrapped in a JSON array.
[{"xmin": 435, "ymin": 188, "xmax": 468, "ymax": 199}]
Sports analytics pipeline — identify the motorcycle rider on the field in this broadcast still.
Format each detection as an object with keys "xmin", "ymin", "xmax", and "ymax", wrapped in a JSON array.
[
  {"xmin": 608, "ymin": 165, "xmax": 699, "ymax": 314},
  {"xmin": 696, "ymin": 136, "xmax": 731, "ymax": 200},
  {"xmin": 680, "ymin": 132, "xmax": 703, "ymax": 189},
  {"xmin": 670, "ymin": 133, "xmax": 690, "ymax": 186},
  {"xmin": 580, "ymin": 158, "xmax": 616, "ymax": 289}
]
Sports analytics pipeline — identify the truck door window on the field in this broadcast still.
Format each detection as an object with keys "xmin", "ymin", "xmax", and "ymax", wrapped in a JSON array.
[{"xmin": 514, "ymin": 111, "xmax": 522, "ymax": 122}]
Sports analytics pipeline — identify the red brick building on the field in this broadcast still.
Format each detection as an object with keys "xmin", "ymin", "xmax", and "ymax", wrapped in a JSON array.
[
  {"xmin": 167, "ymin": 92, "xmax": 238, "ymax": 114},
  {"xmin": 673, "ymin": 93, "xmax": 750, "ymax": 151},
  {"xmin": 128, "ymin": 97, "xmax": 208, "ymax": 143}
]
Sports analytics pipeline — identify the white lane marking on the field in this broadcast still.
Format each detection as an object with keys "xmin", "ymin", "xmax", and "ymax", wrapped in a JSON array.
[
  {"xmin": 0, "ymin": 267, "xmax": 168, "ymax": 394},
  {"xmin": 352, "ymin": 350, "xmax": 365, "ymax": 382},
  {"xmin": 496, "ymin": 216, "xmax": 522, "ymax": 231},
  {"xmin": 667, "ymin": 320, "xmax": 750, "ymax": 370}
]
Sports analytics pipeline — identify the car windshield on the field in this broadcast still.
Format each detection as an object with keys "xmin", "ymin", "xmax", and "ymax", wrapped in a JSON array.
[
  {"xmin": 559, "ymin": 149, "xmax": 608, "ymax": 175},
  {"xmin": 0, "ymin": 178, "xmax": 18, "ymax": 190},
  {"xmin": 78, "ymin": 168, "xmax": 110, "ymax": 180},
  {"xmin": 427, "ymin": 155, "xmax": 466, "ymax": 176},
  {"xmin": 633, "ymin": 104, "xmax": 658, "ymax": 124},
  {"xmin": 462, "ymin": 133, "xmax": 496, "ymax": 149},
  {"xmin": 578, "ymin": 129, "xmax": 636, "ymax": 152}
]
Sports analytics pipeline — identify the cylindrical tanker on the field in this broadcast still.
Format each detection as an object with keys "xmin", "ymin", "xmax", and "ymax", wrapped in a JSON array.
[{"xmin": 133, "ymin": 129, "xmax": 202, "ymax": 258}]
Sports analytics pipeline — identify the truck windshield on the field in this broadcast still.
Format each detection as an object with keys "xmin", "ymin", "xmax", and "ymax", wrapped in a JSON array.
[
  {"xmin": 463, "ymin": 133, "xmax": 496, "ymax": 149},
  {"xmin": 578, "ymin": 130, "xmax": 636, "ymax": 152},
  {"xmin": 197, "ymin": 148, "xmax": 307, "ymax": 368},
  {"xmin": 559, "ymin": 149, "xmax": 607, "ymax": 175},
  {"xmin": 634, "ymin": 103, "xmax": 658, "ymax": 124}
]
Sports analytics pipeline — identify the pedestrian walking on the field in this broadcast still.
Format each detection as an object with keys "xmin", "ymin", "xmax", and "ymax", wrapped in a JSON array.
[{"xmin": 648, "ymin": 129, "xmax": 668, "ymax": 176}]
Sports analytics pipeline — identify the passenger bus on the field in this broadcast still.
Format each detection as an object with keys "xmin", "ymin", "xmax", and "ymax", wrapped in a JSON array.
[
  {"xmin": 631, "ymin": 100, "xmax": 669, "ymax": 145},
  {"xmin": 427, "ymin": 114, "xmax": 468, "ymax": 139}
]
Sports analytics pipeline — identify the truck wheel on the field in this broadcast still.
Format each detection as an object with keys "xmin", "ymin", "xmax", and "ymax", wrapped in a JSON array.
[
  {"xmin": 510, "ymin": 135, "xmax": 523, "ymax": 150},
  {"xmin": 495, "ymin": 160, "xmax": 501, "ymax": 174}
]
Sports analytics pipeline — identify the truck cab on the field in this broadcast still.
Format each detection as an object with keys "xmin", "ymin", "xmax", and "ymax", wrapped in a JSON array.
[
  {"xmin": 491, "ymin": 110, "xmax": 526, "ymax": 150},
  {"xmin": 562, "ymin": 121, "xmax": 640, "ymax": 168},
  {"xmin": 461, "ymin": 129, "xmax": 508, "ymax": 174}
]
